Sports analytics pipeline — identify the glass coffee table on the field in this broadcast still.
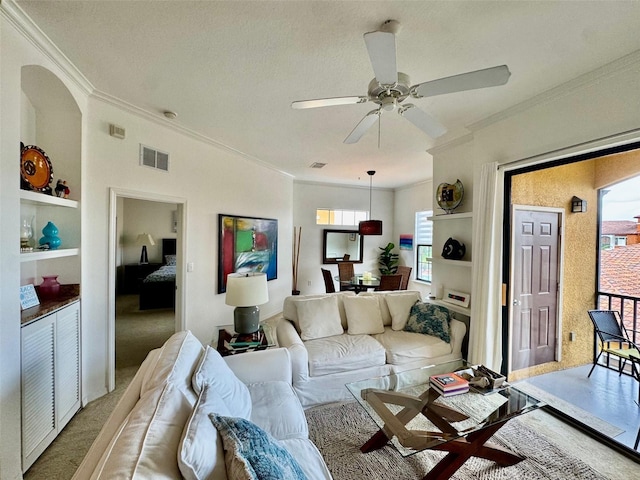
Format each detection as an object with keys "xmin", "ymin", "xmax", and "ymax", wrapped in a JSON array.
[{"xmin": 346, "ymin": 359, "xmax": 544, "ymax": 480}]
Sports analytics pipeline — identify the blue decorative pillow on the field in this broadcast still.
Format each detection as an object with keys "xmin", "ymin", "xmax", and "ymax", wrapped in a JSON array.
[
  {"xmin": 210, "ymin": 414, "xmax": 308, "ymax": 480},
  {"xmin": 404, "ymin": 303, "xmax": 451, "ymax": 343}
]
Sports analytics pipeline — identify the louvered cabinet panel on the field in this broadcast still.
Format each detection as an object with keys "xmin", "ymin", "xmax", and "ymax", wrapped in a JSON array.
[
  {"xmin": 21, "ymin": 315, "xmax": 56, "ymax": 472},
  {"xmin": 56, "ymin": 302, "xmax": 81, "ymax": 429}
]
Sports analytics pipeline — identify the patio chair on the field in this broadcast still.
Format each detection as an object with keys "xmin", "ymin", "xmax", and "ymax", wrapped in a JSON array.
[
  {"xmin": 321, "ymin": 268, "xmax": 336, "ymax": 293},
  {"xmin": 587, "ymin": 310, "xmax": 640, "ymax": 402}
]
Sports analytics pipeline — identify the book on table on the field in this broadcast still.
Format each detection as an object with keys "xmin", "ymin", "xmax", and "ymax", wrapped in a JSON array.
[
  {"xmin": 429, "ymin": 372, "xmax": 469, "ymax": 397},
  {"xmin": 229, "ymin": 329, "xmax": 265, "ymax": 348}
]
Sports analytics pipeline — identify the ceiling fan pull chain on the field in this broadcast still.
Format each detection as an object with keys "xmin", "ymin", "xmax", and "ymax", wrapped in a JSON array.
[{"xmin": 378, "ymin": 112, "xmax": 381, "ymax": 149}]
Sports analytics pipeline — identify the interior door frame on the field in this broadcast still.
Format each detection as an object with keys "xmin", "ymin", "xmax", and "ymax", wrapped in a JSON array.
[
  {"xmin": 508, "ymin": 204, "xmax": 565, "ymax": 373},
  {"xmin": 107, "ymin": 188, "xmax": 187, "ymax": 392}
]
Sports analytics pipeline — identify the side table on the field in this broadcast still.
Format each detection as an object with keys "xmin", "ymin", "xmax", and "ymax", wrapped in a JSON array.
[{"xmin": 215, "ymin": 324, "xmax": 275, "ymax": 356}]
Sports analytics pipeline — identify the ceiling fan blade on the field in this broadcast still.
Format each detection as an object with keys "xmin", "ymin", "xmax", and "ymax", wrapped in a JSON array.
[
  {"xmin": 344, "ymin": 110, "xmax": 380, "ymax": 144},
  {"xmin": 411, "ymin": 65, "xmax": 511, "ymax": 98},
  {"xmin": 398, "ymin": 104, "xmax": 447, "ymax": 138},
  {"xmin": 291, "ymin": 96, "xmax": 368, "ymax": 109},
  {"xmin": 364, "ymin": 31, "xmax": 397, "ymax": 86}
]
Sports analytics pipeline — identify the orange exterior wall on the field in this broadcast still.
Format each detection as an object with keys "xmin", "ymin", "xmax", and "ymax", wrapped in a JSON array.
[{"xmin": 509, "ymin": 160, "xmax": 598, "ymax": 380}]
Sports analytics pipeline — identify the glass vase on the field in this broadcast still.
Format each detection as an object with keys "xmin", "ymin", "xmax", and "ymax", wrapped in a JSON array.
[{"xmin": 39, "ymin": 275, "xmax": 61, "ymax": 299}]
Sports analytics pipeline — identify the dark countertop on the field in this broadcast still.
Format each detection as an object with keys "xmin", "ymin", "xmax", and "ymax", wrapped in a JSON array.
[{"xmin": 21, "ymin": 284, "xmax": 80, "ymax": 326}]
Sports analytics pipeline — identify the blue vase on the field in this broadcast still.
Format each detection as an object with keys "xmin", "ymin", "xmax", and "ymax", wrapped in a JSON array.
[{"xmin": 39, "ymin": 221, "xmax": 61, "ymax": 250}]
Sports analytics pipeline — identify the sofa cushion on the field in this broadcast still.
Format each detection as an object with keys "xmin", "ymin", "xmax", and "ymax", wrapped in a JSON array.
[
  {"xmin": 283, "ymin": 291, "xmax": 355, "ymax": 331},
  {"xmin": 96, "ymin": 382, "xmax": 194, "ymax": 479},
  {"xmin": 279, "ymin": 438, "xmax": 333, "ymax": 480},
  {"xmin": 178, "ymin": 384, "xmax": 231, "ymax": 480},
  {"xmin": 247, "ymin": 381, "xmax": 308, "ymax": 440},
  {"xmin": 360, "ymin": 291, "xmax": 422, "ymax": 326},
  {"xmin": 404, "ymin": 303, "xmax": 451, "ymax": 343},
  {"xmin": 192, "ymin": 345, "xmax": 252, "ymax": 419},
  {"xmin": 210, "ymin": 414, "xmax": 308, "ymax": 480},
  {"xmin": 386, "ymin": 294, "xmax": 420, "ymax": 330},
  {"xmin": 343, "ymin": 295, "xmax": 384, "ymax": 335},
  {"xmin": 295, "ymin": 296, "xmax": 344, "ymax": 340},
  {"xmin": 372, "ymin": 327, "xmax": 452, "ymax": 365},
  {"xmin": 141, "ymin": 330, "xmax": 204, "ymax": 404},
  {"xmin": 305, "ymin": 334, "xmax": 386, "ymax": 376}
]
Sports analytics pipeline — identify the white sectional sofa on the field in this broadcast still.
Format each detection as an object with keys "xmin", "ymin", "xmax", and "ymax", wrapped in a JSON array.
[
  {"xmin": 73, "ymin": 331, "xmax": 331, "ymax": 480},
  {"xmin": 274, "ymin": 291, "xmax": 466, "ymax": 407}
]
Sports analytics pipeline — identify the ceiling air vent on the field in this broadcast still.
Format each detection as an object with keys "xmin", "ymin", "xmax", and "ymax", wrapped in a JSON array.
[
  {"xmin": 310, "ymin": 162, "xmax": 326, "ymax": 169},
  {"xmin": 140, "ymin": 144, "xmax": 169, "ymax": 172}
]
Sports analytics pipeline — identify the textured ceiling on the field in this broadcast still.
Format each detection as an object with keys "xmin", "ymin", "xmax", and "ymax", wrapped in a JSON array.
[{"xmin": 14, "ymin": 1, "xmax": 640, "ymax": 188}]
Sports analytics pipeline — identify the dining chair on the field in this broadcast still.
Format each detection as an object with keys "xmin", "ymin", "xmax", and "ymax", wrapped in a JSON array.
[
  {"xmin": 321, "ymin": 268, "xmax": 336, "ymax": 293},
  {"xmin": 376, "ymin": 274, "xmax": 403, "ymax": 291},
  {"xmin": 396, "ymin": 265, "xmax": 412, "ymax": 290},
  {"xmin": 337, "ymin": 262, "xmax": 356, "ymax": 292}
]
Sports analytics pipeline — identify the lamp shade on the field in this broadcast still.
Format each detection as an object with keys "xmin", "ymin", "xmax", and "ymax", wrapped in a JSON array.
[
  {"xmin": 359, "ymin": 220, "xmax": 383, "ymax": 235},
  {"xmin": 135, "ymin": 233, "xmax": 156, "ymax": 246},
  {"xmin": 225, "ymin": 272, "xmax": 269, "ymax": 307}
]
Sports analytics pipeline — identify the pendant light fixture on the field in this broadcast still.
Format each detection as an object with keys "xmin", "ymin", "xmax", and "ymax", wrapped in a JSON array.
[{"xmin": 359, "ymin": 170, "xmax": 383, "ymax": 235}]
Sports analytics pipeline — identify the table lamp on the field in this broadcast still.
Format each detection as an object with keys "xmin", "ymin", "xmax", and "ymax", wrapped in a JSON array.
[
  {"xmin": 135, "ymin": 233, "xmax": 155, "ymax": 264},
  {"xmin": 225, "ymin": 272, "xmax": 269, "ymax": 334}
]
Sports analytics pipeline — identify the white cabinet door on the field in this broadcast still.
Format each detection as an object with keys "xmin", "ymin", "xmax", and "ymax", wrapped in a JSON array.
[
  {"xmin": 21, "ymin": 315, "xmax": 56, "ymax": 471},
  {"xmin": 21, "ymin": 301, "xmax": 81, "ymax": 472},
  {"xmin": 56, "ymin": 302, "xmax": 81, "ymax": 429}
]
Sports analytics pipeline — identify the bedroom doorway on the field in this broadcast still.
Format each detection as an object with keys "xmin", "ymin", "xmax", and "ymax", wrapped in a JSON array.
[{"xmin": 108, "ymin": 188, "xmax": 187, "ymax": 392}]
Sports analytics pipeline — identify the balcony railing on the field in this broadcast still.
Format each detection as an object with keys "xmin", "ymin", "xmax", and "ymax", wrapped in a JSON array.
[{"xmin": 595, "ymin": 291, "xmax": 640, "ymax": 375}]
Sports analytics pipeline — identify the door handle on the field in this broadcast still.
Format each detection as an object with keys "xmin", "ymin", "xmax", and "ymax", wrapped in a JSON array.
[{"xmin": 513, "ymin": 299, "xmax": 520, "ymax": 306}]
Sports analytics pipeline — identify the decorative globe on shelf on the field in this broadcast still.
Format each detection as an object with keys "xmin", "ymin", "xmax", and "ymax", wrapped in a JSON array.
[
  {"xmin": 436, "ymin": 179, "xmax": 464, "ymax": 214},
  {"xmin": 39, "ymin": 221, "xmax": 61, "ymax": 250}
]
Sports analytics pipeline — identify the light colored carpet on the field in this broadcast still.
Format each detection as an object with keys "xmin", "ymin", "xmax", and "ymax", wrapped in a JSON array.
[
  {"xmin": 514, "ymin": 381, "xmax": 624, "ymax": 437},
  {"xmin": 23, "ymin": 295, "xmax": 174, "ymax": 480},
  {"xmin": 305, "ymin": 401, "xmax": 608, "ymax": 480}
]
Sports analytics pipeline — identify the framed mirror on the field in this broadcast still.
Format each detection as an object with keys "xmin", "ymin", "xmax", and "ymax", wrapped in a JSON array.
[{"xmin": 323, "ymin": 229, "xmax": 364, "ymax": 264}]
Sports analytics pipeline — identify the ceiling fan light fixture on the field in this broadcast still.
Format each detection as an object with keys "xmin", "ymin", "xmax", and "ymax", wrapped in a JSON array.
[
  {"xmin": 380, "ymin": 96, "xmax": 397, "ymax": 112},
  {"xmin": 359, "ymin": 170, "xmax": 383, "ymax": 235}
]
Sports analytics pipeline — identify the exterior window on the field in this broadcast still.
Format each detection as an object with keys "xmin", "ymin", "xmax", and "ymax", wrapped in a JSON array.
[
  {"xmin": 415, "ymin": 211, "xmax": 433, "ymax": 283},
  {"xmin": 316, "ymin": 209, "xmax": 367, "ymax": 226}
]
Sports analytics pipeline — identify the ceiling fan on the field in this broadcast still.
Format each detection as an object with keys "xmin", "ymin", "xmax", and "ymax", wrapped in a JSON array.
[{"xmin": 291, "ymin": 20, "xmax": 511, "ymax": 144}]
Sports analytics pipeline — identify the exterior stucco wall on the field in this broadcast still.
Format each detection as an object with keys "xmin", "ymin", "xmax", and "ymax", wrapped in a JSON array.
[
  {"xmin": 509, "ymin": 160, "xmax": 598, "ymax": 380},
  {"xmin": 595, "ymin": 149, "xmax": 640, "ymax": 189}
]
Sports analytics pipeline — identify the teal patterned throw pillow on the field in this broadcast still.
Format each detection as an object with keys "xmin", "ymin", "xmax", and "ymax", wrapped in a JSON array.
[
  {"xmin": 210, "ymin": 414, "xmax": 308, "ymax": 480},
  {"xmin": 404, "ymin": 303, "xmax": 451, "ymax": 343}
]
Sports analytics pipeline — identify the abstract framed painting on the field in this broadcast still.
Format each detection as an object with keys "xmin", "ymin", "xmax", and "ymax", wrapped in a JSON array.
[{"xmin": 218, "ymin": 214, "xmax": 278, "ymax": 293}]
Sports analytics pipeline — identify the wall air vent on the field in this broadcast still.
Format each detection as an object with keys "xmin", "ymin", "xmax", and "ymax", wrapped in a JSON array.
[
  {"xmin": 310, "ymin": 162, "xmax": 327, "ymax": 169},
  {"xmin": 139, "ymin": 144, "xmax": 169, "ymax": 172}
]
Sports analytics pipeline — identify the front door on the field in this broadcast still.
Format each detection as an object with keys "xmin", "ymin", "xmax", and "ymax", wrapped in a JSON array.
[{"xmin": 510, "ymin": 208, "xmax": 561, "ymax": 371}]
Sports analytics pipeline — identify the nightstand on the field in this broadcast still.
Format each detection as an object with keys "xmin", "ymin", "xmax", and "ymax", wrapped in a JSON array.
[{"xmin": 121, "ymin": 263, "xmax": 162, "ymax": 294}]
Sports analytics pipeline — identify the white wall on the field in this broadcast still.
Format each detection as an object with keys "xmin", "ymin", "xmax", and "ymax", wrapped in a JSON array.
[
  {"xmin": 293, "ymin": 181, "xmax": 394, "ymax": 295},
  {"xmin": 393, "ymin": 180, "xmax": 433, "ymax": 298},
  {"xmin": 122, "ymin": 198, "xmax": 177, "ymax": 265}
]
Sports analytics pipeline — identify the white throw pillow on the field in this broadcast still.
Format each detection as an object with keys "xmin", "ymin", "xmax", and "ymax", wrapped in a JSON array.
[
  {"xmin": 178, "ymin": 384, "xmax": 231, "ymax": 480},
  {"xmin": 192, "ymin": 346, "xmax": 252, "ymax": 419},
  {"xmin": 386, "ymin": 294, "xmax": 420, "ymax": 330},
  {"xmin": 343, "ymin": 295, "xmax": 385, "ymax": 335},
  {"xmin": 295, "ymin": 295, "xmax": 344, "ymax": 340}
]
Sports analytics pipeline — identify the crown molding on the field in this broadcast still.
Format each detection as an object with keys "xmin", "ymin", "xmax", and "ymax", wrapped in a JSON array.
[
  {"xmin": 1, "ymin": 0, "xmax": 94, "ymax": 95},
  {"xmin": 468, "ymin": 49, "xmax": 640, "ymax": 133},
  {"xmin": 427, "ymin": 133, "xmax": 474, "ymax": 156}
]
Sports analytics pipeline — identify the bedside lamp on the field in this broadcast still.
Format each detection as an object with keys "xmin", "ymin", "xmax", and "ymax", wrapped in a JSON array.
[
  {"xmin": 225, "ymin": 272, "xmax": 269, "ymax": 334},
  {"xmin": 135, "ymin": 233, "xmax": 155, "ymax": 264}
]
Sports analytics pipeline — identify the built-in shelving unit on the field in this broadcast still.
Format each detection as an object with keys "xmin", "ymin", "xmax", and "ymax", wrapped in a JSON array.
[
  {"xmin": 20, "ymin": 190, "xmax": 78, "ymax": 209},
  {"xmin": 428, "ymin": 211, "xmax": 473, "ymax": 221},
  {"xmin": 434, "ymin": 258, "xmax": 472, "ymax": 268}
]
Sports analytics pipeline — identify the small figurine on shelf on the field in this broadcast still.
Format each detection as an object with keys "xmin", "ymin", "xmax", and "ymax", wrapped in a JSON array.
[{"xmin": 55, "ymin": 179, "xmax": 70, "ymax": 198}]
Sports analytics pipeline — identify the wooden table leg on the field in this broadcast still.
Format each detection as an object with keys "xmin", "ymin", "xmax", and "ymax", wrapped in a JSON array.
[
  {"xmin": 360, "ymin": 429, "xmax": 390, "ymax": 453},
  {"xmin": 421, "ymin": 421, "xmax": 523, "ymax": 480}
]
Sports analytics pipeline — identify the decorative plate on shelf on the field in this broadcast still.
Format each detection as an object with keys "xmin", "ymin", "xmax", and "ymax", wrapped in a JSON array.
[
  {"xmin": 20, "ymin": 144, "xmax": 53, "ymax": 193},
  {"xmin": 436, "ymin": 179, "xmax": 464, "ymax": 213}
]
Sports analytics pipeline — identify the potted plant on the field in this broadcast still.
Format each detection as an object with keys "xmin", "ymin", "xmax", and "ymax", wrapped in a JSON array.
[{"xmin": 378, "ymin": 242, "xmax": 399, "ymax": 275}]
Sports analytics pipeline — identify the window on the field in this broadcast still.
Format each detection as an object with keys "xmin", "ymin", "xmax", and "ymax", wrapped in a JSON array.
[
  {"xmin": 316, "ymin": 209, "xmax": 367, "ymax": 226},
  {"xmin": 415, "ymin": 211, "xmax": 433, "ymax": 283}
]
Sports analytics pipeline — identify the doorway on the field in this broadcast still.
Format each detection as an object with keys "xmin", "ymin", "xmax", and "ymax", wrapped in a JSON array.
[
  {"xmin": 107, "ymin": 188, "xmax": 187, "ymax": 392},
  {"xmin": 509, "ymin": 206, "xmax": 563, "ymax": 371}
]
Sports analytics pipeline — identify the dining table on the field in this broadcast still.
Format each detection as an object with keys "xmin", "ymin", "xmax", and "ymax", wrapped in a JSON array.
[{"xmin": 335, "ymin": 274, "xmax": 380, "ymax": 293}]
